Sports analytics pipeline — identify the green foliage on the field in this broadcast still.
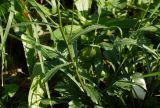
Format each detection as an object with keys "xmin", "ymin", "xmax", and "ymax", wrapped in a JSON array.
[
  {"xmin": 0, "ymin": 0, "xmax": 160, "ymax": 107},
  {"xmin": 3, "ymin": 84, "xmax": 19, "ymax": 98}
]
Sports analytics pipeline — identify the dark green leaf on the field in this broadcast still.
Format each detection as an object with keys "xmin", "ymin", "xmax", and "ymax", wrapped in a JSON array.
[
  {"xmin": 4, "ymin": 84, "xmax": 19, "ymax": 97},
  {"xmin": 84, "ymin": 85, "xmax": 101, "ymax": 104}
]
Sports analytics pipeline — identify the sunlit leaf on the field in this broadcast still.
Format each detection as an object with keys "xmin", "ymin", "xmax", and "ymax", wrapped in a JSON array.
[
  {"xmin": 113, "ymin": 78, "xmax": 131, "ymax": 91},
  {"xmin": 68, "ymin": 100, "xmax": 85, "ymax": 108},
  {"xmin": 28, "ymin": 75, "xmax": 44, "ymax": 108},
  {"xmin": 52, "ymin": 25, "xmax": 82, "ymax": 41},
  {"xmin": 114, "ymin": 38, "xmax": 137, "ymax": 46},
  {"xmin": 142, "ymin": 44, "xmax": 158, "ymax": 58},
  {"xmin": 51, "ymin": 0, "xmax": 57, "ymax": 14},
  {"xmin": 75, "ymin": 0, "xmax": 92, "ymax": 11},
  {"xmin": 84, "ymin": 85, "xmax": 101, "ymax": 104},
  {"xmin": 139, "ymin": 25, "xmax": 160, "ymax": 34},
  {"xmin": 131, "ymin": 73, "xmax": 147, "ymax": 100}
]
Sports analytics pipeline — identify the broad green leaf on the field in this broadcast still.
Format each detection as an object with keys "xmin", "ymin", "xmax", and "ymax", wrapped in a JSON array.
[
  {"xmin": 84, "ymin": 85, "xmax": 101, "ymax": 104},
  {"xmin": 43, "ymin": 62, "xmax": 71, "ymax": 82},
  {"xmin": 28, "ymin": 75, "xmax": 44, "ymax": 108},
  {"xmin": 4, "ymin": 84, "xmax": 19, "ymax": 97},
  {"xmin": 52, "ymin": 25, "xmax": 82, "ymax": 41},
  {"xmin": 28, "ymin": 63, "xmax": 45, "ymax": 108},
  {"xmin": 113, "ymin": 78, "xmax": 131, "ymax": 91},
  {"xmin": 40, "ymin": 45, "xmax": 58, "ymax": 59},
  {"xmin": 131, "ymin": 73, "xmax": 147, "ymax": 100}
]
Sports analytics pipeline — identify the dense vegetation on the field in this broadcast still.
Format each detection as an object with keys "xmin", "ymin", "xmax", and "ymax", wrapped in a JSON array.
[{"xmin": 0, "ymin": 0, "xmax": 160, "ymax": 107}]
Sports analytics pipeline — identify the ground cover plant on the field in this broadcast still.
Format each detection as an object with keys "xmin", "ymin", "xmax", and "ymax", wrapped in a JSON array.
[{"xmin": 0, "ymin": 0, "xmax": 160, "ymax": 107}]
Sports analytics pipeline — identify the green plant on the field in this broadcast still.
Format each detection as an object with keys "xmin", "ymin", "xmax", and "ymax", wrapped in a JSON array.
[{"xmin": 0, "ymin": 0, "xmax": 160, "ymax": 107}]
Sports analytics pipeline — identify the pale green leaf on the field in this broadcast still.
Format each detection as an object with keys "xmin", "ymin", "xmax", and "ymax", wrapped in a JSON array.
[
  {"xmin": 114, "ymin": 38, "xmax": 137, "ymax": 46},
  {"xmin": 139, "ymin": 25, "xmax": 160, "ymax": 34},
  {"xmin": 51, "ymin": 0, "xmax": 57, "ymax": 14},
  {"xmin": 75, "ymin": 0, "xmax": 92, "ymax": 11},
  {"xmin": 52, "ymin": 25, "xmax": 82, "ymax": 41},
  {"xmin": 68, "ymin": 100, "xmax": 85, "ymax": 108},
  {"xmin": 28, "ymin": 75, "xmax": 44, "ymax": 108}
]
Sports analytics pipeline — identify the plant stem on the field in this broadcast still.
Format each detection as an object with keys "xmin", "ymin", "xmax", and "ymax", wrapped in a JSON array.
[
  {"xmin": 0, "ymin": 1, "xmax": 14, "ymax": 87},
  {"xmin": 57, "ymin": 0, "xmax": 84, "ymax": 91}
]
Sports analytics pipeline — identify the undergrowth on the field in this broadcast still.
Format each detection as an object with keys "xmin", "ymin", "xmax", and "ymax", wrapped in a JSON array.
[{"xmin": 0, "ymin": 0, "xmax": 160, "ymax": 108}]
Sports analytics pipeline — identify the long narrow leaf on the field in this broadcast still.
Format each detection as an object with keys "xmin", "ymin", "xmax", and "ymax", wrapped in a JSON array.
[
  {"xmin": 62, "ymin": 71, "xmax": 84, "ymax": 92},
  {"xmin": 72, "ymin": 25, "xmax": 108, "ymax": 41},
  {"xmin": 143, "ymin": 72, "xmax": 160, "ymax": 78},
  {"xmin": 43, "ymin": 62, "xmax": 71, "ymax": 82},
  {"xmin": 1, "ymin": 1, "xmax": 14, "ymax": 49}
]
